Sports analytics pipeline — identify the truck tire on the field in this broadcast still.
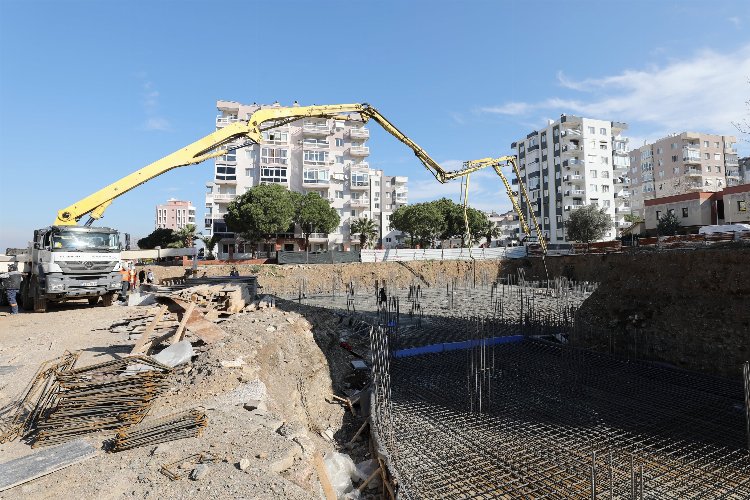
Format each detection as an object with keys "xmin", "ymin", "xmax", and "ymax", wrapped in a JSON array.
[
  {"xmin": 31, "ymin": 278, "xmax": 47, "ymax": 313},
  {"xmin": 21, "ymin": 281, "xmax": 34, "ymax": 311},
  {"xmin": 88, "ymin": 297, "xmax": 100, "ymax": 305},
  {"xmin": 101, "ymin": 293, "xmax": 115, "ymax": 307}
]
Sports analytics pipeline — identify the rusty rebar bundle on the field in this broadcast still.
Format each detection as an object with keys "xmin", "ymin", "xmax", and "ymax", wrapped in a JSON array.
[{"xmin": 112, "ymin": 408, "xmax": 207, "ymax": 451}]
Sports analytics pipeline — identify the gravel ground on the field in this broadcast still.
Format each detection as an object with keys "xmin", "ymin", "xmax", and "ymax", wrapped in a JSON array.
[{"xmin": 0, "ymin": 297, "xmax": 375, "ymax": 499}]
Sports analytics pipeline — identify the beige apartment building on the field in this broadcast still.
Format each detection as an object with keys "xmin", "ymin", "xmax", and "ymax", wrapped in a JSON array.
[
  {"xmin": 155, "ymin": 199, "xmax": 196, "ymax": 230},
  {"xmin": 628, "ymin": 133, "xmax": 738, "ymax": 218},
  {"xmin": 205, "ymin": 101, "xmax": 407, "ymax": 258}
]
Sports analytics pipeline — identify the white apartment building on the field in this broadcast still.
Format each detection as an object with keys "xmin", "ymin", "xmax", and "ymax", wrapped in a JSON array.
[
  {"xmin": 628, "ymin": 132, "xmax": 738, "ymax": 218},
  {"xmin": 204, "ymin": 101, "xmax": 407, "ymax": 257},
  {"xmin": 510, "ymin": 115, "xmax": 630, "ymax": 245},
  {"xmin": 155, "ymin": 199, "xmax": 196, "ymax": 230},
  {"xmin": 486, "ymin": 210, "xmax": 520, "ymax": 244}
]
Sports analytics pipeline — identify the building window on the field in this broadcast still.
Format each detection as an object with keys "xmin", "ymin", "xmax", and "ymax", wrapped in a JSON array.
[
  {"xmin": 245, "ymin": 168, "xmax": 251, "ymax": 176},
  {"xmin": 603, "ymin": 200, "xmax": 611, "ymax": 208},
  {"xmin": 556, "ymin": 215, "xmax": 562, "ymax": 223},
  {"xmin": 716, "ymin": 166, "xmax": 721, "ymax": 173},
  {"xmin": 714, "ymin": 153, "xmax": 720, "ymax": 161},
  {"xmin": 600, "ymin": 127, "xmax": 606, "ymax": 135},
  {"xmin": 739, "ymin": 200, "xmax": 747, "ymax": 212},
  {"xmin": 374, "ymin": 203, "xmax": 380, "ymax": 209},
  {"xmin": 260, "ymin": 167, "xmax": 287, "ymax": 184},
  {"xmin": 704, "ymin": 140, "xmax": 709, "ymax": 147},
  {"xmin": 602, "ymin": 185, "xmax": 610, "ymax": 193},
  {"xmin": 335, "ymin": 190, "xmax": 344, "ymax": 199},
  {"xmin": 600, "ymin": 171, "xmax": 610, "ymax": 179},
  {"xmin": 261, "ymin": 147, "xmax": 289, "ymax": 165},
  {"xmin": 303, "ymin": 149, "xmax": 329, "ymax": 165},
  {"xmin": 589, "ymin": 170, "xmax": 598, "ymax": 178},
  {"xmin": 671, "ymin": 155, "xmax": 677, "ymax": 162},
  {"xmin": 668, "ymin": 208, "xmax": 675, "ymax": 216},
  {"xmin": 656, "ymin": 210, "xmax": 661, "ymax": 220},
  {"xmin": 335, "ymin": 155, "xmax": 344, "ymax": 164},
  {"xmin": 704, "ymin": 153, "xmax": 710, "ymax": 160},
  {"xmin": 588, "ymin": 126, "xmax": 595, "ymax": 134},
  {"xmin": 589, "ymin": 184, "xmax": 598, "ymax": 192},
  {"xmin": 707, "ymin": 165, "xmax": 712, "ymax": 172},
  {"xmin": 601, "ymin": 157, "xmax": 609, "ymax": 165},
  {"xmin": 351, "ymin": 210, "xmax": 356, "ymax": 216},
  {"xmin": 600, "ymin": 143, "xmax": 607, "ymax": 150},
  {"xmin": 673, "ymin": 166, "xmax": 679, "ymax": 174},
  {"xmin": 682, "ymin": 207, "xmax": 689, "ymax": 217},
  {"xmin": 261, "ymin": 131, "xmax": 288, "ymax": 144}
]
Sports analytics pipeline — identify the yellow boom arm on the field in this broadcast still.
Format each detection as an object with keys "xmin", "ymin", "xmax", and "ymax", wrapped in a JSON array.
[
  {"xmin": 460, "ymin": 156, "xmax": 547, "ymax": 254},
  {"xmin": 56, "ymin": 103, "xmax": 456, "ymax": 226}
]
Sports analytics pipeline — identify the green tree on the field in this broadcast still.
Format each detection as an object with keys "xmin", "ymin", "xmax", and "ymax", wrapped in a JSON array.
[
  {"xmin": 390, "ymin": 205, "xmax": 417, "ymax": 247},
  {"xmin": 224, "ymin": 184, "xmax": 296, "ymax": 249},
  {"xmin": 199, "ymin": 234, "xmax": 221, "ymax": 259},
  {"xmin": 350, "ymin": 217, "xmax": 379, "ymax": 249},
  {"xmin": 564, "ymin": 204, "xmax": 613, "ymax": 247},
  {"xmin": 657, "ymin": 211, "xmax": 681, "ymax": 236},
  {"xmin": 137, "ymin": 228, "xmax": 178, "ymax": 249},
  {"xmin": 481, "ymin": 219, "xmax": 501, "ymax": 247},
  {"xmin": 292, "ymin": 192, "xmax": 340, "ymax": 249},
  {"xmin": 428, "ymin": 198, "xmax": 486, "ymax": 247},
  {"xmin": 170, "ymin": 224, "xmax": 199, "ymax": 248},
  {"xmin": 624, "ymin": 213, "xmax": 644, "ymax": 224},
  {"xmin": 411, "ymin": 202, "xmax": 445, "ymax": 248}
]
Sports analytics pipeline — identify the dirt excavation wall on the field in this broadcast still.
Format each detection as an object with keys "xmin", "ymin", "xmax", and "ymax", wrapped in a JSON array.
[
  {"xmin": 504, "ymin": 248, "xmax": 750, "ymax": 379},
  {"xmin": 140, "ymin": 260, "xmax": 506, "ymax": 296}
]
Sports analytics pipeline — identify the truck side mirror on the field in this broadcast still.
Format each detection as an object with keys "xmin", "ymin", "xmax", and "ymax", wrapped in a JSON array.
[{"xmin": 33, "ymin": 242, "xmax": 41, "ymax": 250}]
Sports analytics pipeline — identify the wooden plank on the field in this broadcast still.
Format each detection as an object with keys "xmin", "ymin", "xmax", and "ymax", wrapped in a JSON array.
[
  {"xmin": 0, "ymin": 439, "xmax": 97, "ymax": 492},
  {"xmin": 313, "ymin": 452, "xmax": 337, "ymax": 500},
  {"xmin": 172, "ymin": 299, "xmax": 225, "ymax": 344},
  {"xmin": 170, "ymin": 301, "xmax": 196, "ymax": 345},
  {"xmin": 130, "ymin": 305, "xmax": 168, "ymax": 355}
]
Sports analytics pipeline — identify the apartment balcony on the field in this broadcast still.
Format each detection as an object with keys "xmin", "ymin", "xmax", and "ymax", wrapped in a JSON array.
[
  {"xmin": 686, "ymin": 183, "xmax": 704, "ymax": 191},
  {"xmin": 302, "ymin": 123, "xmax": 331, "ymax": 136},
  {"xmin": 206, "ymin": 213, "xmax": 228, "ymax": 221},
  {"xmin": 349, "ymin": 198, "xmax": 369, "ymax": 208},
  {"xmin": 214, "ymin": 178, "xmax": 237, "ymax": 184},
  {"xmin": 563, "ymin": 174, "xmax": 583, "ymax": 182},
  {"xmin": 395, "ymin": 195, "xmax": 408, "ymax": 204},
  {"xmin": 561, "ymin": 128, "xmax": 583, "ymax": 140},
  {"xmin": 350, "ymin": 162, "xmax": 370, "ymax": 171},
  {"xmin": 564, "ymin": 189, "xmax": 585, "ymax": 197},
  {"xmin": 642, "ymin": 174, "xmax": 654, "ymax": 182},
  {"xmin": 308, "ymin": 233, "xmax": 329, "ymax": 242},
  {"xmin": 726, "ymin": 168, "xmax": 741, "ymax": 178},
  {"xmin": 350, "ymin": 180, "xmax": 370, "ymax": 191},
  {"xmin": 395, "ymin": 186, "xmax": 408, "ymax": 194},
  {"xmin": 615, "ymin": 207, "xmax": 632, "ymax": 215},
  {"xmin": 302, "ymin": 178, "xmax": 330, "ymax": 189},
  {"xmin": 685, "ymin": 169, "xmax": 702, "ymax": 177},
  {"xmin": 216, "ymin": 115, "xmax": 239, "ymax": 127},
  {"xmin": 207, "ymin": 193, "xmax": 238, "ymax": 202},
  {"xmin": 614, "ymin": 190, "xmax": 631, "ymax": 198},
  {"xmin": 394, "ymin": 176, "xmax": 408, "ymax": 184},
  {"xmin": 683, "ymin": 147, "xmax": 701, "ymax": 163},
  {"xmin": 349, "ymin": 127, "xmax": 370, "ymax": 139},
  {"xmin": 349, "ymin": 145, "xmax": 370, "ymax": 157},
  {"xmin": 563, "ymin": 158, "xmax": 584, "ymax": 168},
  {"xmin": 564, "ymin": 204, "xmax": 584, "ymax": 211},
  {"xmin": 561, "ymin": 144, "xmax": 582, "ymax": 155},
  {"xmin": 725, "ymin": 155, "xmax": 739, "ymax": 167},
  {"xmin": 302, "ymin": 140, "xmax": 330, "ymax": 149}
]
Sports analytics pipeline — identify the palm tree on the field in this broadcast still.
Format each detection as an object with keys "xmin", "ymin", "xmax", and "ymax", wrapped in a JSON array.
[
  {"xmin": 170, "ymin": 224, "xmax": 199, "ymax": 248},
  {"xmin": 483, "ymin": 221, "xmax": 501, "ymax": 247},
  {"xmin": 350, "ymin": 218, "xmax": 378, "ymax": 249},
  {"xmin": 199, "ymin": 234, "xmax": 220, "ymax": 259}
]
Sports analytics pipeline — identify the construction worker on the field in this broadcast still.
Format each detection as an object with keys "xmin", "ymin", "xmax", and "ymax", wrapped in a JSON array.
[
  {"xmin": 119, "ymin": 263, "xmax": 131, "ymax": 300},
  {"xmin": 129, "ymin": 265, "xmax": 137, "ymax": 290},
  {"xmin": 138, "ymin": 269, "xmax": 146, "ymax": 286},
  {"xmin": 1, "ymin": 263, "xmax": 23, "ymax": 314}
]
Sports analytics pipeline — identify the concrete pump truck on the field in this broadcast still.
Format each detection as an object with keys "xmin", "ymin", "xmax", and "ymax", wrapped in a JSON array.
[{"xmin": 18, "ymin": 103, "xmax": 544, "ymax": 312}]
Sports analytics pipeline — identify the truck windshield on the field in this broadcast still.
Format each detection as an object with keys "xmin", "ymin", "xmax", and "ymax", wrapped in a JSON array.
[{"xmin": 51, "ymin": 231, "xmax": 120, "ymax": 251}]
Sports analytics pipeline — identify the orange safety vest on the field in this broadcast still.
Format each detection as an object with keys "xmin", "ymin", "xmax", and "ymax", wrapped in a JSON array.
[{"xmin": 120, "ymin": 269, "xmax": 130, "ymax": 282}]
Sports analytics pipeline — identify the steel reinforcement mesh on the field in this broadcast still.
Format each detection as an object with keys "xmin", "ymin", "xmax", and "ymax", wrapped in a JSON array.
[{"xmin": 292, "ymin": 278, "xmax": 750, "ymax": 498}]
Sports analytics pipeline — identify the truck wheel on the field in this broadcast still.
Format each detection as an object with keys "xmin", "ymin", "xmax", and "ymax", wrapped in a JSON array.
[
  {"xmin": 32, "ymin": 278, "xmax": 47, "ymax": 313},
  {"xmin": 21, "ymin": 281, "xmax": 34, "ymax": 311},
  {"xmin": 88, "ymin": 297, "xmax": 100, "ymax": 305},
  {"xmin": 101, "ymin": 293, "xmax": 115, "ymax": 307}
]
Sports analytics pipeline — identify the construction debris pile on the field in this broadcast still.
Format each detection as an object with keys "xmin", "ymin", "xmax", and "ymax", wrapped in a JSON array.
[{"xmin": 112, "ymin": 408, "xmax": 208, "ymax": 452}]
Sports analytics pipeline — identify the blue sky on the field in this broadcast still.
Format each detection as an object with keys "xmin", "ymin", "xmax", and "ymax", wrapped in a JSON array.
[{"xmin": 1, "ymin": 0, "xmax": 749, "ymax": 250}]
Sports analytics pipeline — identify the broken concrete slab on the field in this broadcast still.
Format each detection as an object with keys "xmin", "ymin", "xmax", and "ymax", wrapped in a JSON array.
[
  {"xmin": 0, "ymin": 439, "xmax": 97, "ymax": 492},
  {"xmin": 128, "ymin": 292, "xmax": 157, "ymax": 307}
]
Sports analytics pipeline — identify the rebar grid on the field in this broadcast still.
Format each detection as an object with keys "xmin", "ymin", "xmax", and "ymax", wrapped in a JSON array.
[{"xmin": 386, "ymin": 341, "xmax": 750, "ymax": 499}]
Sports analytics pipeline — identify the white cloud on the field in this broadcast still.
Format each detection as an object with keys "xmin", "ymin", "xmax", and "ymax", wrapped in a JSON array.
[
  {"xmin": 728, "ymin": 16, "xmax": 741, "ymax": 27},
  {"xmin": 481, "ymin": 44, "xmax": 750, "ymax": 137},
  {"xmin": 144, "ymin": 117, "xmax": 171, "ymax": 131},
  {"xmin": 136, "ymin": 73, "xmax": 171, "ymax": 132}
]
